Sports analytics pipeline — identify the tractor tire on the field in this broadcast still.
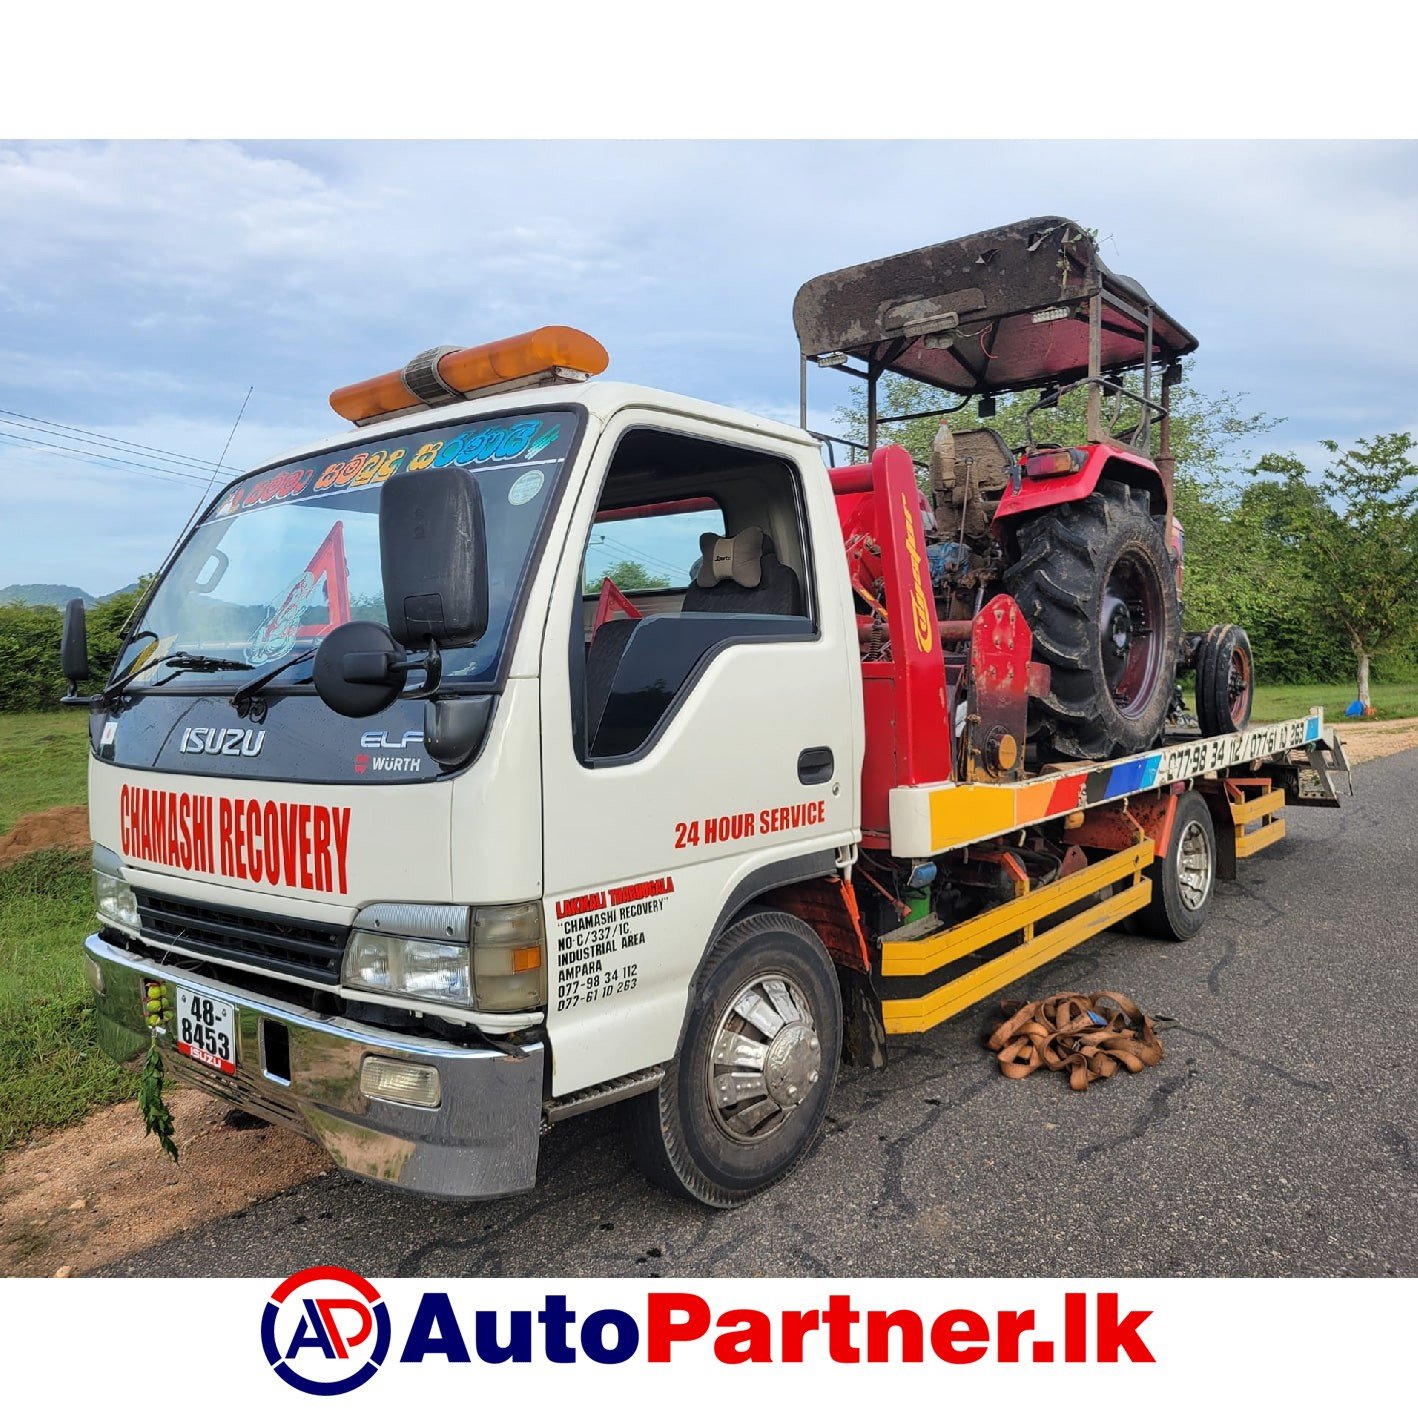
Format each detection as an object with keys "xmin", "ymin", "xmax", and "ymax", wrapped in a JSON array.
[
  {"xmin": 1195, "ymin": 623, "xmax": 1255, "ymax": 738},
  {"xmin": 1004, "ymin": 482, "xmax": 1182, "ymax": 760},
  {"xmin": 623, "ymin": 911, "xmax": 841, "ymax": 1207}
]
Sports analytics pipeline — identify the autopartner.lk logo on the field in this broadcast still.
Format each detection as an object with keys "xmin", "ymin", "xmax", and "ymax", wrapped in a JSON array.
[
  {"xmin": 261, "ymin": 1265, "xmax": 391, "ymax": 1395},
  {"xmin": 260, "ymin": 1277, "xmax": 1158, "ymax": 1389}
]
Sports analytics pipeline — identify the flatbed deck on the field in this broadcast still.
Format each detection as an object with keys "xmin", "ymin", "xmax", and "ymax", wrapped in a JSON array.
[
  {"xmin": 873, "ymin": 711, "xmax": 1348, "ymax": 1033},
  {"xmin": 888, "ymin": 712, "xmax": 1335, "ymax": 856}
]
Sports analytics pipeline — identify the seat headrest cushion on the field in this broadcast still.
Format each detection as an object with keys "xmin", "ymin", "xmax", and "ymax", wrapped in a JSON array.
[{"xmin": 695, "ymin": 527, "xmax": 767, "ymax": 590}]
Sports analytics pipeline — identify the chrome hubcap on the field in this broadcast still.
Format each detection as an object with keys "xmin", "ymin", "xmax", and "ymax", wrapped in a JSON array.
[
  {"xmin": 1176, "ymin": 819, "xmax": 1213, "ymax": 912},
  {"xmin": 708, "ymin": 974, "xmax": 820, "ymax": 1143}
]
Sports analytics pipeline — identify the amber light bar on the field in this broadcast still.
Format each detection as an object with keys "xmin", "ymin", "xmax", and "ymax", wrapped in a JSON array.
[{"xmin": 329, "ymin": 326, "xmax": 610, "ymax": 425}]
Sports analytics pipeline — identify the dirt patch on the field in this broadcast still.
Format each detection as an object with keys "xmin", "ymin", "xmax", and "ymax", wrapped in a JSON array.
[
  {"xmin": 1333, "ymin": 717, "xmax": 1418, "ymax": 765},
  {"xmin": 0, "ymin": 805, "xmax": 89, "ymax": 871},
  {"xmin": 0, "ymin": 1087, "xmax": 330, "ymax": 1276}
]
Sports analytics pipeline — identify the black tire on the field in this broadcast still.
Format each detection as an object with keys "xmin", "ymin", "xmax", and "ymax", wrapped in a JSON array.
[
  {"xmin": 1135, "ymin": 790, "xmax": 1217, "ymax": 940},
  {"xmin": 623, "ymin": 911, "xmax": 842, "ymax": 1207},
  {"xmin": 1195, "ymin": 623, "xmax": 1255, "ymax": 738},
  {"xmin": 1005, "ymin": 482, "xmax": 1182, "ymax": 760}
]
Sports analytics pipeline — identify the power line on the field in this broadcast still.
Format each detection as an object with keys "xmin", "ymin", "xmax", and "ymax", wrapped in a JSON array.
[
  {"xmin": 589, "ymin": 532, "xmax": 688, "ymax": 576},
  {"xmin": 0, "ymin": 413, "xmax": 227, "ymax": 477},
  {"xmin": 0, "ymin": 406, "xmax": 239, "ymax": 473},
  {"xmin": 0, "ymin": 427, "xmax": 217, "ymax": 487}
]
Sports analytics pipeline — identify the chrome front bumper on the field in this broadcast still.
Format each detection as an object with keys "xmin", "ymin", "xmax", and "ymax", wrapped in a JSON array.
[{"xmin": 84, "ymin": 933, "xmax": 545, "ymax": 1199}]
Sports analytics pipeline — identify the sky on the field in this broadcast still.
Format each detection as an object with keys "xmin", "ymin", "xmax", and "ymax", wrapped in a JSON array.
[{"xmin": 2, "ymin": 139, "xmax": 1416, "ymax": 595}]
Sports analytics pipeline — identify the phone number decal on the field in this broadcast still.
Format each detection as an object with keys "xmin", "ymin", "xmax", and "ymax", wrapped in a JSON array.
[
  {"xmin": 1157, "ymin": 717, "xmax": 1312, "ymax": 782},
  {"xmin": 550, "ymin": 874, "xmax": 675, "ymax": 1013}
]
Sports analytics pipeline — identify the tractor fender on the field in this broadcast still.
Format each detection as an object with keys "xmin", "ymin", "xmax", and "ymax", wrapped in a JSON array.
[{"xmin": 993, "ymin": 444, "xmax": 1167, "ymax": 525}]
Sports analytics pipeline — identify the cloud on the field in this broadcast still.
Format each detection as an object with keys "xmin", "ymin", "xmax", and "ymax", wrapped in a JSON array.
[{"xmin": 2, "ymin": 139, "xmax": 1416, "ymax": 592}]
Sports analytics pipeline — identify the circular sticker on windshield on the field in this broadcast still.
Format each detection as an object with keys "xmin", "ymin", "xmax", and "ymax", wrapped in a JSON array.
[{"xmin": 508, "ymin": 469, "xmax": 545, "ymax": 506}]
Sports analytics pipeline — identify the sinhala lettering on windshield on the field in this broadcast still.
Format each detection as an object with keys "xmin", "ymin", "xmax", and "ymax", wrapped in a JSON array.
[{"xmin": 211, "ymin": 415, "xmax": 564, "ymax": 521}]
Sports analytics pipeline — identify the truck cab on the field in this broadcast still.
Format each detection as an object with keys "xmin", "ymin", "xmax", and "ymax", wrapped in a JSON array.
[{"xmin": 81, "ymin": 340, "xmax": 865, "ymax": 1201}]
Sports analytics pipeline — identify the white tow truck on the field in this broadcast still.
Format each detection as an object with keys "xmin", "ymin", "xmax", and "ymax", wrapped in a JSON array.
[{"xmin": 67, "ymin": 241, "xmax": 1347, "ymax": 1206}]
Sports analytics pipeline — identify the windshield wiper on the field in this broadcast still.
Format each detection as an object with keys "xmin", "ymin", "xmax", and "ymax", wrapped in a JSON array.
[
  {"xmin": 229, "ymin": 648, "xmax": 317, "ymax": 715},
  {"xmin": 107, "ymin": 650, "xmax": 254, "ymax": 699}
]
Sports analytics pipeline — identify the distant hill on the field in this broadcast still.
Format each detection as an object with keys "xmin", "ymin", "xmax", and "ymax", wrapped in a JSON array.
[
  {"xmin": 0, "ymin": 581, "xmax": 144, "ymax": 609},
  {"xmin": 0, "ymin": 583, "xmax": 94, "ymax": 609}
]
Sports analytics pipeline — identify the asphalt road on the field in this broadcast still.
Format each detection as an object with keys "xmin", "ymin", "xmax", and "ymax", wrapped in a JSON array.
[{"xmin": 104, "ymin": 750, "xmax": 1416, "ymax": 1278}]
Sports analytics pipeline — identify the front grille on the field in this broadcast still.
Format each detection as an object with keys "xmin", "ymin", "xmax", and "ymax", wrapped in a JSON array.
[{"xmin": 134, "ymin": 889, "xmax": 348, "ymax": 986}]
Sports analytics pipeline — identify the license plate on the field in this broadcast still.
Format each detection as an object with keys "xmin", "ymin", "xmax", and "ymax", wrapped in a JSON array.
[{"xmin": 174, "ymin": 986, "xmax": 236, "ymax": 1075}]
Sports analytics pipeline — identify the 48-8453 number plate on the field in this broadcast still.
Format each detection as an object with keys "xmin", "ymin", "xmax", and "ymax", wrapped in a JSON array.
[{"xmin": 175, "ymin": 986, "xmax": 236, "ymax": 1075}]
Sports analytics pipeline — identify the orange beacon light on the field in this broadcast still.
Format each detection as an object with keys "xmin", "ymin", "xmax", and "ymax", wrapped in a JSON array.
[{"xmin": 330, "ymin": 326, "xmax": 610, "ymax": 424}]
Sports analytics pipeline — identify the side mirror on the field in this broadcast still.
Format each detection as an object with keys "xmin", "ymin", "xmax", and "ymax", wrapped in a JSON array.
[
  {"xmin": 380, "ymin": 468, "xmax": 489, "ymax": 650},
  {"xmin": 61, "ymin": 598, "xmax": 89, "ymax": 691},
  {"xmin": 313, "ymin": 621, "xmax": 410, "ymax": 718}
]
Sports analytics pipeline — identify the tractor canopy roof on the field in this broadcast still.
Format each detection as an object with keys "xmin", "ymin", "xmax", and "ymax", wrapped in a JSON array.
[{"xmin": 792, "ymin": 217, "xmax": 1197, "ymax": 396}]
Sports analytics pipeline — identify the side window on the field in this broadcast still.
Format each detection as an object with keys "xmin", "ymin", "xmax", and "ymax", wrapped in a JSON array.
[
  {"xmin": 573, "ymin": 427, "xmax": 815, "ymax": 764},
  {"xmin": 583, "ymin": 498, "xmax": 726, "ymax": 601}
]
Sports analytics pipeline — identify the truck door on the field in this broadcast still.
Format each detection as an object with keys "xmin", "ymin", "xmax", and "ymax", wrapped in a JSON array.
[{"xmin": 538, "ymin": 414, "xmax": 861, "ymax": 1097}]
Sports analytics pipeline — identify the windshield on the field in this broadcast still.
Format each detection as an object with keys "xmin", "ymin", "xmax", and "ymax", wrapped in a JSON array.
[{"xmin": 116, "ymin": 408, "xmax": 580, "ymax": 692}]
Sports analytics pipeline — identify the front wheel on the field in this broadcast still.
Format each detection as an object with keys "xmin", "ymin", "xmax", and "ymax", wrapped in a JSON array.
[
  {"xmin": 1195, "ymin": 623, "xmax": 1254, "ymax": 737},
  {"xmin": 623, "ymin": 911, "xmax": 842, "ymax": 1207}
]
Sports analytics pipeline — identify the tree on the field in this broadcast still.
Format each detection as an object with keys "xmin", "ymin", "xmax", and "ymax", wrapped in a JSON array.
[
  {"xmin": 584, "ymin": 558, "xmax": 670, "ymax": 594},
  {"xmin": 830, "ymin": 366, "xmax": 1342, "ymax": 683},
  {"xmin": 1252, "ymin": 434, "xmax": 1418, "ymax": 708},
  {"xmin": 834, "ymin": 361, "xmax": 1280, "ymax": 486},
  {"xmin": 0, "ymin": 583, "xmax": 146, "ymax": 711}
]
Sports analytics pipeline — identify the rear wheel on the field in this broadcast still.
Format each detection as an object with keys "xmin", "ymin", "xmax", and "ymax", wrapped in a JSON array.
[
  {"xmin": 1005, "ymin": 482, "xmax": 1182, "ymax": 760},
  {"xmin": 623, "ymin": 911, "xmax": 841, "ymax": 1207},
  {"xmin": 1136, "ymin": 790, "xmax": 1217, "ymax": 940},
  {"xmin": 1195, "ymin": 623, "xmax": 1254, "ymax": 737}
]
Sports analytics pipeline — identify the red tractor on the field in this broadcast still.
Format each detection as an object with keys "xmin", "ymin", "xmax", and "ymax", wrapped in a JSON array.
[{"xmin": 794, "ymin": 216, "xmax": 1254, "ymax": 762}]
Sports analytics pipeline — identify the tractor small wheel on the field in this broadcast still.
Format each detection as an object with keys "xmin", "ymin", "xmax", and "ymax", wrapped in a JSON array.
[
  {"xmin": 623, "ymin": 911, "xmax": 841, "ymax": 1207},
  {"xmin": 1195, "ymin": 624, "xmax": 1255, "ymax": 737},
  {"xmin": 1136, "ymin": 790, "xmax": 1217, "ymax": 941}
]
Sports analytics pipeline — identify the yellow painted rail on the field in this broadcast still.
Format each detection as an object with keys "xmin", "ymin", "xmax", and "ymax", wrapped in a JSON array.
[
  {"xmin": 1231, "ymin": 786, "xmax": 1286, "ymax": 859},
  {"xmin": 881, "ymin": 841, "xmax": 1154, "ymax": 1035}
]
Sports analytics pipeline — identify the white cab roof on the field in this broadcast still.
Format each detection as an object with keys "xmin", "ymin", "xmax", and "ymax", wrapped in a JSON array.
[{"xmin": 256, "ymin": 379, "xmax": 818, "ymax": 474}]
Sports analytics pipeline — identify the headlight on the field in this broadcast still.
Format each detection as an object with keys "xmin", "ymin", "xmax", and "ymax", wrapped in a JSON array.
[
  {"xmin": 92, "ymin": 846, "xmax": 139, "ymax": 934},
  {"xmin": 343, "ymin": 932, "xmax": 473, "ymax": 1005},
  {"xmin": 344, "ymin": 901, "xmax": 546, "ymax": 1012}
]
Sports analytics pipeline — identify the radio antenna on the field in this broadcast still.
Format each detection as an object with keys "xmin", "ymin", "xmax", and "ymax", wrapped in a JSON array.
[{"xmin": 120, "ymin": 385, "xmax": 254, "ymax": 637}]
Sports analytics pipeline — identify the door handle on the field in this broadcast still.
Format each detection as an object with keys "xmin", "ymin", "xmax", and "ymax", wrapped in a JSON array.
[{"xmin": 797, "ymin": 746, "xmax": 834, "ymax": 785}]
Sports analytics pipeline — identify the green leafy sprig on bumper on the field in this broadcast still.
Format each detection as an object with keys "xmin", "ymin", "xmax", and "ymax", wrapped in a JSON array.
[{"xmin": 138, "ymin": 982, "xmax": 178, "ymax": 1162}]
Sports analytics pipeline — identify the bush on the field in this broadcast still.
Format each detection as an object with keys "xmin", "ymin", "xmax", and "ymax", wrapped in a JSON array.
[{"xmin": 0, "ymin": 589, "xmax": 144, "ymax": 712}]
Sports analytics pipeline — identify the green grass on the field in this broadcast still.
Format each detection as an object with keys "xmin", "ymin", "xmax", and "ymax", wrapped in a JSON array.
[
  {"xmin": 0, "ymin": 710, "xmax": 90, "ymax": 834},
  {"xmin": 0, "ymin": 712, "xmax": 131, "ymax": 1152},
  {"xmin": 0, "ymin": 849, "xmax": 134, "ymax": 1152},
  {"xmin": 1251, "ymin": 681, "xmax": 1418, "ymax": 724}
]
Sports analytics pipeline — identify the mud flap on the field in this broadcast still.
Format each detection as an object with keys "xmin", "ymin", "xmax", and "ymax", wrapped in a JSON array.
[{"xmin": 838, "ymin": 967, "xmax": 888, "ymax": 1069}]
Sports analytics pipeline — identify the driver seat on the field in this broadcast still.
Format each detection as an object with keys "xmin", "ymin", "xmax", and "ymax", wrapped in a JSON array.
[{"xmin": 682, "ymin": 527, "xmax": 803, "ymax": 616}]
